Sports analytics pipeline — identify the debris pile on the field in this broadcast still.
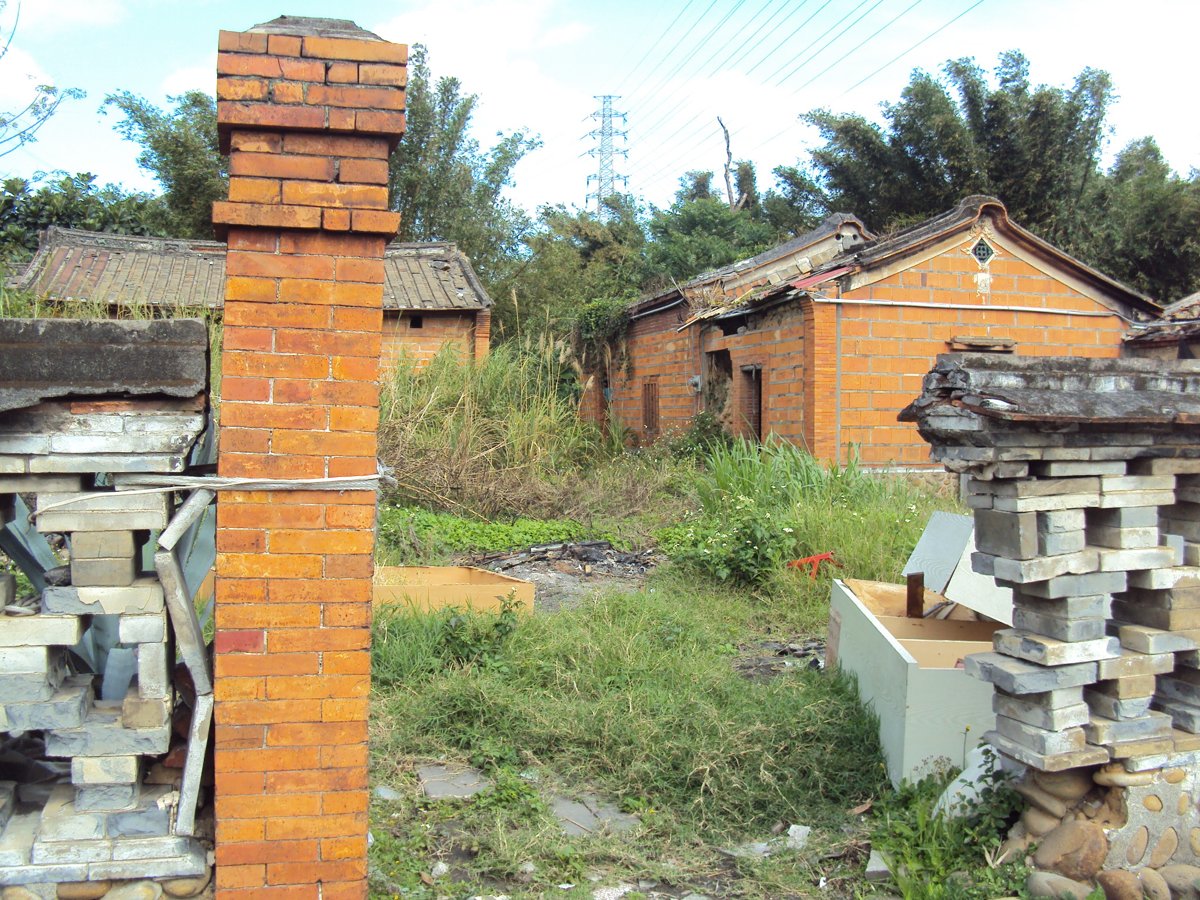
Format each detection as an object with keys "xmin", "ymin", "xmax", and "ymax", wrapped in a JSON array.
[
  {"xmin": 0, "ymin": 319, "xmax": 213, "ymax": 895},
  {"xmin": 471, "ymin": 541, "xmax": 658, "ymax": 611}
]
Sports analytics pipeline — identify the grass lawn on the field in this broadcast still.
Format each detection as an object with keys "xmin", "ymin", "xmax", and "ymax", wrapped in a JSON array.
[{"xmin": 367, "ymin": 569, "xmax": 890, "ymax": 899}]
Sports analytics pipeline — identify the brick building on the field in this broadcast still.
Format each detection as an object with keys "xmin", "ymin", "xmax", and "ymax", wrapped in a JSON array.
[
  {"xmin": 11, "ymin": 227, "xmax": 492, "ymax": 368},
  {"xmin": 585, "ymin": 196, "xmax": 1162, "ymax": 467}
]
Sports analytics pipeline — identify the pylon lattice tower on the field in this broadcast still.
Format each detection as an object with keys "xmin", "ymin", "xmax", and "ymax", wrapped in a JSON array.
[{"xmin": 586, "ymin": 95, "xmax": 628, "ymax": 215}]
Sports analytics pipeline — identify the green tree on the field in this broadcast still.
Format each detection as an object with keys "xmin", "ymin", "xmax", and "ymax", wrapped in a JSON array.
[
  {"xmin": 0, "ymin": 0, "xmax": 84, "ymax": 158},
  {"xmin": 1085, "ymin": 139, "xmax": 1200, "ymax": 301},
  {"xmin": 647, "ymin": 173, "xmax": 776, "ymax": 281},
  {"xmin": 793, "ymin": 51, "xmax": 1114, "ymax": 248},
  {"xmin": 496, "ymin": 194, "xmax": 652, "ymax": 342},
  {"xmin": 0, "ymin": 172, "xmax": 166, "ymax": 264},
  {"xmin": 103, "ymin": 90, "xmax": 226, "ymax": 239},
  {"xmin": 389, "ymin": 45, "xmax": 539, "ymax": 285}
]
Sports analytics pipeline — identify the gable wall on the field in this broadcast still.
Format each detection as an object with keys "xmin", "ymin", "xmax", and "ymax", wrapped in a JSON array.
[
  {"xmin": 380, "ymin": 310, "xmax": 483, "ymax": 370},
  {"xmin": 830, "ymin": 243, "xmax": 1127, "ymax": 466}
]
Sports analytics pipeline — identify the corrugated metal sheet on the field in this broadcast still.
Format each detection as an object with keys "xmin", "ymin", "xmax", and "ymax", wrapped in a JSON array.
[{"xmin": 11, "ymin": 227, "xmax": 492, "ymax": 312}]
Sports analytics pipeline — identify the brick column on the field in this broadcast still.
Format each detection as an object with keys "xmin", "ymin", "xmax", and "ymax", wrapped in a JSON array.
[{"xmin": 211, "ymin": 17, "xmax": 405, "ymax": 899}]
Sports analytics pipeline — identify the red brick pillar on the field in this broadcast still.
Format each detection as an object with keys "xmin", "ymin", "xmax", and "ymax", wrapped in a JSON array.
[{"xmin": 211, "ymin": 18, "xmax": 405, "ymax": 899}]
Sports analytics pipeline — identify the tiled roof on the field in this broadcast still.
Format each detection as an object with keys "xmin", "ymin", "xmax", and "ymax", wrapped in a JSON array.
[{"xmin": 9, "ymin": 227, "xmax": 491, "ymax": 312}]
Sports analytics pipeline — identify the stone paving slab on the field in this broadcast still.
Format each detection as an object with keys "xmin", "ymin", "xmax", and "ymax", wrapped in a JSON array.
[
  {"xmin": 550, "ymin": 794, "xmax": 639, "ymax": 836},
  {"xmin": 417, "ymin": 764, "xmax": 492, "ymax": 799}
]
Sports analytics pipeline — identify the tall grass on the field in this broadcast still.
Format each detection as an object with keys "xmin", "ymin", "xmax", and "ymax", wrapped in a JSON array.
[{"xmin": 379, "ymin": 339, "xmax": 618, "ymax": 519}]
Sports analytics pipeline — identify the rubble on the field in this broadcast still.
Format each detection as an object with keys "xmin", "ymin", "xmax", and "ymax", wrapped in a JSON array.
[{"xmin": 0, "ymin": 318, "xmax": 212, "ymax": 891}]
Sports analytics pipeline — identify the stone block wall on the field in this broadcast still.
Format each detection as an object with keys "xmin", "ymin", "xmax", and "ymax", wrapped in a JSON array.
[
  {"xmin": 211, "ymin": 16, "xmax": 405, "ymax": 899},
  {"xmin": 905, "ymin": 354, "xmax": 1200, "ymax": 890}
]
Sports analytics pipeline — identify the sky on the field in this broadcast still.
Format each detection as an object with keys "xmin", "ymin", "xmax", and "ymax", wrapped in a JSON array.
[{"xmin": 2, "ymin": 0, "xmax": 1199, "ymax": 220}]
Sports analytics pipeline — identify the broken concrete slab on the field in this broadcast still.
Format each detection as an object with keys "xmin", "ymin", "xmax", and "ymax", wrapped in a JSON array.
[
  {"xmin": 417, "ymin": 764, "xmax": 492, "ymax": 799},
  {"xmin": 551, "ymin": 794, "xmax": 639, "ymax": 837},
  {"xmin": 0, "ymin": 318, "xmax": 208, "ymax": 414},
  {"xmin": 42, "ymin": 579, "xmax": 164, "ymax": 616}
]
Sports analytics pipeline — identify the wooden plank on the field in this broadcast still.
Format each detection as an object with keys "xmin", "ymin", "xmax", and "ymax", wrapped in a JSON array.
[{"xmin": 875, "ymin": 616, "xmax": 1002, "ymax": 643}]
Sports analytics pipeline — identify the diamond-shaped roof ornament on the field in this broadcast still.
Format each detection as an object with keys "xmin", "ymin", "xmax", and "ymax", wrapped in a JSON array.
[{"xmin": 971, "ymin": 238, "xmax": 995, "ymax": 264}]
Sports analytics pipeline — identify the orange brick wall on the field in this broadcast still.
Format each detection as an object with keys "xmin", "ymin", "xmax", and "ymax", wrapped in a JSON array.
[
  {"xmin": 598, "ymin": 241, "xmax": 1129, "ymax": 466},
  {"xmin": 212, "ymin": 21, "xmax": 405, "ymax": 900},
  {"xmin": 380, "ymin": 310, "xmax": 483, "ymax": 369},
  {"xmin": 831, "ymin": 248, "xmax": 1126, "ymax": 466}
]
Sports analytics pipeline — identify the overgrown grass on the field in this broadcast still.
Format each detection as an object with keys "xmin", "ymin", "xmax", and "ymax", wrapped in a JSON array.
[{"xmin": 370, "ymin": 569, "xmax": 890, "ymax": 896}]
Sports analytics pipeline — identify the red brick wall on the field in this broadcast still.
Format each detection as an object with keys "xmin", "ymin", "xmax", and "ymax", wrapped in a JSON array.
[
  {"xmin": 212, "ymin": 21, "xmax": 405, "ymax": 900},
  {"xmin": 380, "ymin": 310, "xmax": 482, "ymax": 369},
  {"xmin": 598, "ymin": 238, "xmax": 1129, "ymax": 465},
  {"xmin": 832, "ymin": 248, "xmax": 1126, "ymax": 466}
]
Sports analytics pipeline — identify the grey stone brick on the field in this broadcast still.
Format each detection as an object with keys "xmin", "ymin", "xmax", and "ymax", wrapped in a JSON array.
[
  {"xmin": 30, "ymin": 837, "xmax": 112, "ymax": 864},
  {"xmin": 117, "ymin": 611, "xmax": 167, "ymax": 644},
  {"xmin": 106, "ymin": 786, "xmax": 172, "ymax": 838},
  {"xmin": 35, "ymin": 491, "xmax": 168, "ymax": 534},
  {"xmin": 136, "ymin": 641, "xmax": 170, "ymax": 699},
  {"xmin": 1012, "ymin": 592, "xmax": 1110, "ymax": 619},
  {"xmin": 110, "ymin": 835, "xmax": 197, "ymax": 861},
  {"xmin": 71, "ymin": 755, "xmax": 140, "ymax": 786},
  {"xmin": 69, "ymin": 530, "xmax": 136, "ymax": 560},
  {"xmin": 1086, "ymin": 525, "xmax": 1160, "ymax": 550},
  {"xmin": 0, "ymin": 474, "xmax": 82, "ymax": 493},
  {"xmin": 1089, "ymin": 506, "xmax": 1159, "ymax": 528},
  {"xmin": 1039, "ymin": 509, "xmax": 1088, "ymax": 533},
  {"xmin": 122, "ymin": 691, "xmax": 172, "ymax": 729},
  {"xmin": 37, "ymin": 786, "xmax": 105, "ymax": 842},
  {"xmin": 74, "ymin": 783, "xmax": 140, "ymax": 812},
  {"xmin": 42, "ymin": 578, "xmax": 164, "ymax": 615},
  {"xmin": 991, "ymin": 549, "xmax": 1099, "ymax": 584},
  {"xmin": 1038, "ymin": 460, "xmax": 1126, "ymax": 477},
  {"xmin": 1151, "ymin": 697, "xmax": 1200, "ymax": 732},
  {"xmin": 1020, "ymin": 571, "xmax": 1127, "ymax": 599},
  {"xmin": 0, "ymin": 675, "xmax": 91, "ymax": 731},
  {"xmin": 994, "ymin": 629, "xmax": 1119, "ymax": 666},
  {"xmin": 993, "ymin": 493, "xmax": 1100, "ymax": 513},
  {"xmin": 987, "ymin": 477, "xmax": 1100, "ymax": 498},
  {"xmin": 0, "ymin": 862, "xmax": 89, "ymax": 886},
  {"xmin": 1111, "ymin": 599, "xmax": 1200, "ymax": 631},
  {"xmin": 69, "ymin": 556, "xmax": 137, "ymax": 588},
  {"xmin": 1133, "ymin": 458, "xmax": 1200, "ymax": 476},
  {"xmin": 1083, "ymin": 688, "xmax": 1153, "ymax": 720},
  {"xmin": 0, "ymin": 614, "xmax": 81, "ymax": 647},
  {"xmin": 965, "ymin": 651, "xmax": 1098, "ymax": 694},
  {"xmin": 1127, "ymin": 566, "xmax": 1200, "ymax": 590},
  {"xmin": 1084, "ymin": 710, "xmax": 1173, "ymax": 744},
  {"xmin": 995, "ymin": 715, "xmax": 1086, "ymax": 754},
  {"xmin": 1123, "ymin": 586, "xmax": 1200, "ymax": 612},
  {"xmin": 0, "ymin": 667, "xmax": 66, "ymax": 703},
  {"xmin": 29, "ymin": 453, "xmax": 188, "ymax": 474},
  {"xmin": 1097, "ymin": 546, "xmax": 1176, "ymax": 572},
  {"xmin": 1012, "ymin": 608, "xmax": 1107, "ymax": 643},
  {"xmin": 1155, "ymin": 674, "xmax": 1200, "ymax": 708},
  {"xmin": 0, "ymin": 811, "xmax": 37, "ymax": 866},
  {"xmin": 1097, "ymin": 489, "xmax": 1176, "ymax": 509},
  {"xmin": 974, "ymin": 509, "xmax": 1037, "ymax": 560},
  {"xmin": 993, "ymin": 690, "xmax": 1090, "ymax": 730},
  {"xmin": 88, "ymin": 840, "xmax": 207, "ymax": 880},
  {"xmin": 984, "ymin": 730, "xmax": 1109, "ymax": 772},
  {"xmin": 1100, "ymin": 475, "xmax": 1176, "ymax": 492},
  {"xmin": 1039, "ymin": 529, "xmax": 1086, "ymax": 556},
  {"xmin": 1089, "ymin": 675, "xmax": 1156, "ymax": 699},
  {"xmin": 1114, "ymin": 624, "xmax": 1196, "ymax": 655},
  {"xmin": 45, "ymin": 706, "xmax": 171, "ymax": 757},
  {"xmin": 1096, "ymin": 649, "xmax": 1175, "ymax": 679}
]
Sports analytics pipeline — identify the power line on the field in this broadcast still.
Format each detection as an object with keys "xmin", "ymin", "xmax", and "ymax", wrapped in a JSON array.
[
  {"xmin": 625, "ymin": 0, "xmax": 834, "ymax": 179},
  {"xmin": 619, "ymin": 0, "xmax": 723, "ymax": 110},
  {"xmin": 625, "ymin": 0, "xmax": 781, "ymax": 145},
  {"xmin": 770, "ymin": 0, "xmax": 886, "ymax": 87},
  {"xmin": 632, "ymin": 0, "xmax": 979, "ymax": 193},
  {"xmin": 612, "ymin": 0, "xmax": 699, "ymax": 97},
  {"xmin": 842, "ymin": 0, "xmax": 986, "ymax": 94}
]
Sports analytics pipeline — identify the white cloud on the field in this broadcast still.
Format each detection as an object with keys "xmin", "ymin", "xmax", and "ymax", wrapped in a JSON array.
[
  {"xmin": 0, "ymin": 43, "xmax": 51, "ymax": 108},
  {"xmin": 372, "ymin": 0, "xmax": 593, "ymax": 211},
  {"xmin": 160, "ymin": 58, "xmax": 215, "ymax": 98}
]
